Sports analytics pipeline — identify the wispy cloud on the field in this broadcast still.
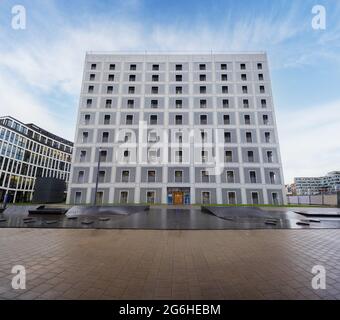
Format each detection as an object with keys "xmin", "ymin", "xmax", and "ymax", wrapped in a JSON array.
[{"xmin": 277, "ymin": 99, "xmax": 340, "ymax": 182}]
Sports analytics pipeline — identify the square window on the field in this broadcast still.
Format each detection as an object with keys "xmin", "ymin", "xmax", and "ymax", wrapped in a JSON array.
[
  {"xmin": 223, "ymin": 114, "xmax": 230, "ymax": 125},
  {"xmin": 244, "ymin": 115, "xmax": 250, "ymax": 125},
  {"xmin": 221, "ymin": 74, "xmax": 228, "ymax": 81},
  {"xmin": 242, "ymin": 86, "xmax": 248, "ymax": 94},
  {"xmin": 152, "ymin": 64, "xmax": 159, "ymax": 71},
  {"xmin": 107, "ymin": 86, "xmax": 113, "ymax": 94},
  {"xmin": 251, "ymin": 192, "xmax": 259, "ymax": 204},
  {"xmin": 127, "ymin": 99, "xmax": 134, "ymax": 108},
  {"xmin": 228, "ymin": 191, "xmax": 236, "ymax": 204},
  {"xmin": 150, "ymin": 115, "xmax": 158, "ymax": 125},
  {"xmin": 152, "ymin": 86, "xmax": 159, "ymax": 94},
  {"xmin": 175, "ymin": 115, "xmax": 182, "ymax": 125},
  {"xmin": 126, "ymin": 115, "xmax": 133, "ymax": 125},
  {"xmin": 200, "ymin": 99, "xmax": 207, "ymax": 108},
  {"xmin": 80, "ymin": 150, "xmax": 86, "ymax": 162},
  {"xmin": 267, "ymin": 151, "xmax": 273, "ymax": 162},
  {"xmin": 152, "ymin": 74, "xmax": 159, "ymax": 82},
  {"xmin": 108, "ymin": 74, "xmax": 114, "ymax": 81},
  {"xmin": 99, "ymin": 150, "xmax": 107, "ymax": 162},
  {"xmin": 122, "ymin": 170, "xmax": 130, "ymax": 182},
  {"xmin": 247, "ymin": 150, "xmax": 254, "ymax": 162},
  {"xmin": 224, "ymin": 131, "xmax": 231, "ymax": 143},
  {"xmin": 105, "ymin": 99, "xmax": 112, "ymax": 108},
  {"xmin": 225, "ymin": 150, "xmax": 233, "ymax": 162},
  {"xmin": 243, "ymin": 99, "xmax": 249, "ymax": 108},
  {"xmin": 175, "ymin": 170, "xmax": 183, "ymax": 182},
  {"xmin": 84, "ymin": 114, "xmax": 91, "ymax": 125},
  {"xmin": 263, "ymin": 114, "xmax": 269, "ymax": 125},
  {"xmin": 128, "ymin": 86, "xmax": 135, "ymax": 94},
  {"xmin": 221, "ymin": 63, "xmax": 227, "ymax": 70},
  {"xmin": 88, "ymin": 85, "xmax": 94, "ymax": 93},
  {"xmin": 200, "ymin": 114, "xmax": 207, "ymax": 125},
  {"xmin": 199, "ymin": 64, "xmax": 206, "ymax": 70},
  {"xmin": 222, "ymin": 86, "xmax": 228, "ymax": 94},
  {"xmin": 240, "ymin": 63, "xmax": 246, "ymax": 70},
  {"xmin": 148, "ymin": 170, "xmax": 156, "ymax": 182},
  {"xmin": 201, "ymin": 130, "xmax": 207, "ymax": 142},
  {"xmin": 151, "ymin": 100, "xmax": 158, "ymax": 108},
  {"xmin": 98, "ymin": 170, "xmax": 106, "ymax": 183},
  {"xmin": 175, "ymin": 150, "xmax": 183, "ymax": 163},
  {"xmin": 222, "ymin": 99, "xmax": 229, "ymax": 108},
  {"xmin": 77, "ymin": 171, "xmax": 85, "ymax": 183},
  {"xmin": 91, "ymin": 63, "xmax": 96, "ymax": 70},
  {"xmin": 175, "ymin": 64, "xmax": 182, "ymax": 71},
  {"xmin": 270, "ymin": 172, "xmax": 276, "ymax": 184},
  {"xmin": 176, "ymin": 74, "xmax": 182, "ymax": 82},
  {"xmin": 82, "ymin": 132, "xmax": 89, "ymax": 143},
  {"xmin": 226, "ymin": 171, "xmax": 234, "ymax": 183},
  {"xmin": 104, "ymin": 115, "xmax": 111, "ymax": 125},
  {"xmin": 250, "ymin": 171, "xmax": 257, "ymax": 183},
  {"xmin": 246, "ymin": 132, "xmax": 252, "ymax": 143},
  {"xmin": 241, "ymin": 74, "xmax": 247, "ymax": 81},
  {"xmin": 109, "ymin": 64, "xmax": 115, "ymax": 70},
  {"xmin": 201, "ymin": 170, "xmax": 209, "ymax": 182},
  {"xmin": 200, "ymin": 74, "xmax": 206, "ymax": 81},
  {"xmin": 90, "ymin": 74, "xmax": 95, "ymax": 81},
  {"xmin": 175, "ymin": 86, "xmax": 182, "ymax": 94},
  {"xmin": 120, "ymin": 191, "xmax": 128, "ymax": 203},
  {"xmin": 257, "ymin": 63, "xmax": 263, "ymax": 70},
  {"xmin": 102, "ymin": 132, "xmax": 109, "ymax": 143},
  {"xmin": 258, "ymin": 74, "xmax": 264, "ymax": 81},
  {"xmin": 129, "ymin": 74, "xmax": 136, "ymax": 82},
  {"xmin": 130, "ymin": 64, "xmax": 136, "ymax": 71},
  {"xmin": 175, "ymin": 100, "xmax": 182, "ymax": 108},
  {"xmin": 200, "ymin": 86, "xmax": 206, "ymax": 94}
]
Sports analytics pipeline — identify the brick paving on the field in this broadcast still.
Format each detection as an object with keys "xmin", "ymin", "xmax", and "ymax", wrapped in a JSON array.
[{"xmin": 0, "ymin": 228, "xmax": 340, "ymax": 300}]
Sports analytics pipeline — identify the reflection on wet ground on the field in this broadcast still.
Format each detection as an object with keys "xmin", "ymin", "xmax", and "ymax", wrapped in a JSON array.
[{"xmin": 1, "ymin": 205, "xmax": 340, "ymax": 230}]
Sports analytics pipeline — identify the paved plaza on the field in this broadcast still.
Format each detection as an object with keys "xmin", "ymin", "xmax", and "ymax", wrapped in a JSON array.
[{"xmin": 0, "ymin": 228, "xmax": 340, "ymax": 300}]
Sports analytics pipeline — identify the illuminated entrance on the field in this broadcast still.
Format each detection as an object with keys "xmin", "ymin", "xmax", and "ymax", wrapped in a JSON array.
[{"xmin": 167, "ymin": 188, "xmax": 190, "ymax": 205}]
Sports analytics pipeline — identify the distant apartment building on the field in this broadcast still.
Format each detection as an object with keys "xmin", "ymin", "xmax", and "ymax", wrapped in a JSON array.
[
  {"xmin": 294, "ymin": 171, "xmax": 340, "ymax": 195},
  {"xmin": 0, "ymin": 116, "xmax": 73, "ymax": 203},
  {"xmin": 285, "ymin": 183, "xmax": 296, "ymax": 196},
  {"xmin": 67, "ymin": 52, "xmax": 285, "ymax": 205}
]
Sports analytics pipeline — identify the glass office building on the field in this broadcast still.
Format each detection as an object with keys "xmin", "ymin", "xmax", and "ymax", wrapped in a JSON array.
[{"xmin": 0, "ymin": 116, "xmax": 73, "ymax": 203}]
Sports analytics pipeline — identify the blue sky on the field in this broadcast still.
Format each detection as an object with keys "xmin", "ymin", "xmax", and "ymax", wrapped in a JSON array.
[{"xmin": 0, "ymin": 0, "xmax": 340, "ymax": 183}]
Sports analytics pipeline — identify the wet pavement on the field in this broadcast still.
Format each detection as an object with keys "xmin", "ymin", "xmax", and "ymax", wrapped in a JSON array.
[
  {"xmin": 0, "ymin": 205, "xmax": 340, "ymax": 230},
  {"xmin": 1, "ymin": 228, "xmax": 340, "ymax": 299}
]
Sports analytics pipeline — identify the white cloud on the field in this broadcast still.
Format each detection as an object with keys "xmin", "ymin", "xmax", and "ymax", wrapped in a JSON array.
[
  {"xmin": 0, "ymin": 71, "xmax": 74, "ymax": 140},
  {"xmin": 277, "ymin": 99, "xmax": 340, "ymax": 183}
]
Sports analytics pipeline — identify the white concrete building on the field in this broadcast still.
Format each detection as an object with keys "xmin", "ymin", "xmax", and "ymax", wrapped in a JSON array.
[
  {"xmin": 295, "ymin": 171, "xmax": 340, "ymax": 195},
  {"xmin": 67, "ymin": 52, "xmax": 285, "ymax": 205}
]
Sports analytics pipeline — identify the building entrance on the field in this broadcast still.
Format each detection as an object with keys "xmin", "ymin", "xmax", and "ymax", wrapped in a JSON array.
[
  {"xmin": 173, "ymin": 192, "xmax": 183, "ymax": 205},
  {"xmin": 167, "ymin": 187, "xmax": 190, "ymax": 205}
]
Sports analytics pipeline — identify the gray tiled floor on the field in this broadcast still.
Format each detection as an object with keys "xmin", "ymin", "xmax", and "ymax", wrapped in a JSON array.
[{"xmin": 0, "ymin": 228, "xmax": 340, "ymax": 300}]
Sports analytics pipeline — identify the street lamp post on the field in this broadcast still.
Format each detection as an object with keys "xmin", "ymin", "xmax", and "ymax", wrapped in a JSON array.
[{"xmin": 93, "ymin": 148, "xmax": 102, "ymax": 205}]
